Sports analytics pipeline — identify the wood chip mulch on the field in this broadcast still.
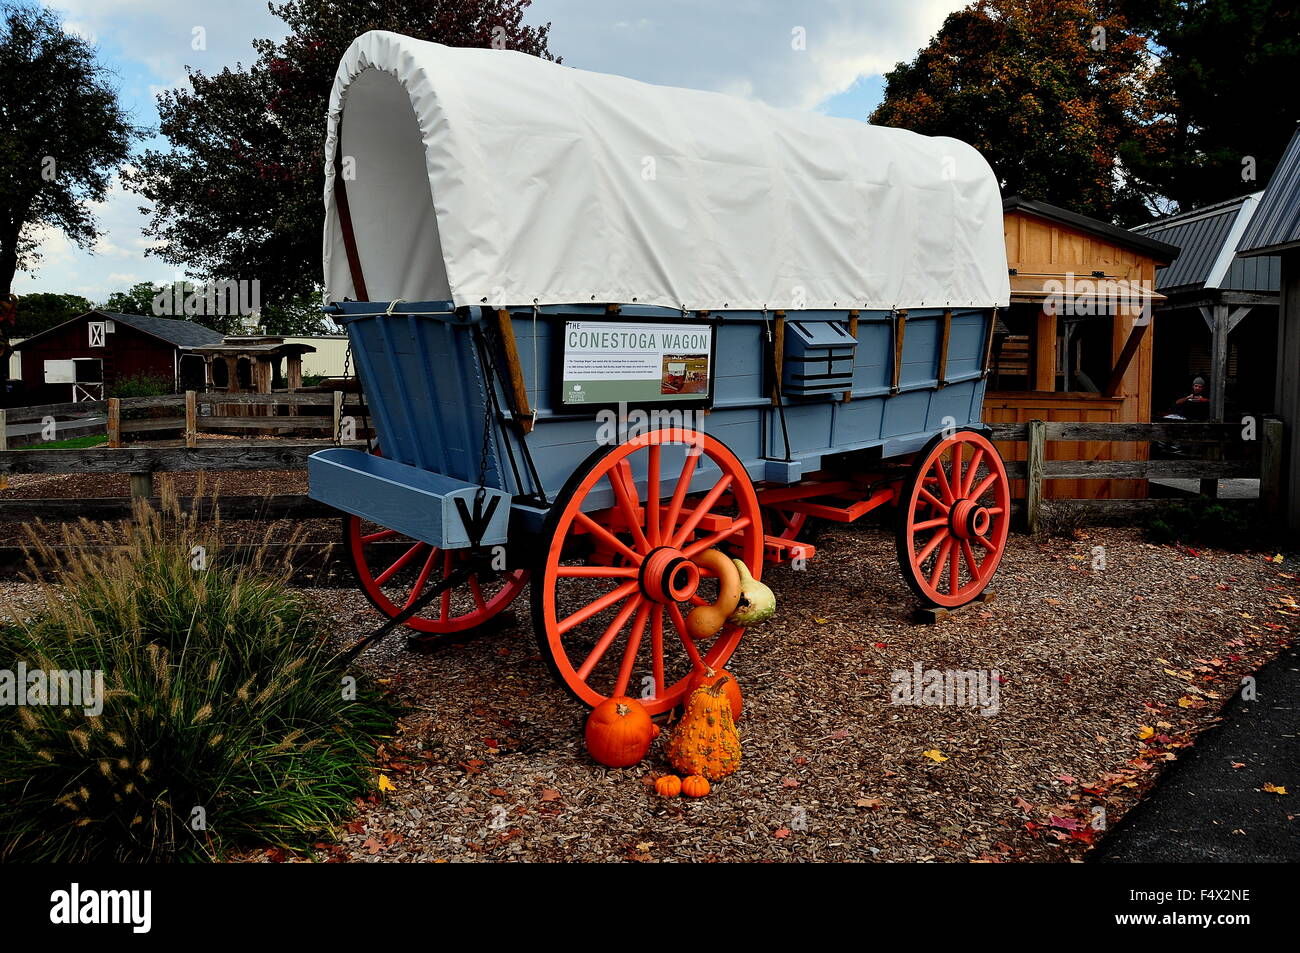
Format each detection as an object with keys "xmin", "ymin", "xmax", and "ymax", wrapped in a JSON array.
[{"xmin": 233, "ymin": 522, "xmax": 1299, "ymax": 864}]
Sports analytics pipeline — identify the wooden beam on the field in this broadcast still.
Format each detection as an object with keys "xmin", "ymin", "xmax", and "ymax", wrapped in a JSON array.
[
  {"xmin": 106, "ymin": 398, "xmax": 121, "ymax": 448},
  {"xmin": 936, "ymin": 309, "xmax": 952, "ymax": 387},
  {"xmin": 0, "ymin": 443, "xmax": 338, "ymax": 476},
  {"xmin": 494, "ymin": 309, "xmax": 535, "ymax": 434},
  {"xmin": 1103, "ymin": 320, "xmax": 1149, "ymax": 398},
  {"xmin": 1033, "ymin": 309, "xmax": 1056, "ymax": 392},
  {"xmin": 1261, "ymin": 416, "xmax": 1284, "ymax": 522},
  {"xmin": 1025, "ymin": 419, "xmax": 1045, "ymax": 534},
  {"xmin": 184, "ymin": 391, "xmax": 198, "ymax": 448},
  {"xmin": 771, "ymin": 312, "xmax": 786, "ymax": 405},
  {"xmin": 0, "ymin": 409, "xmax": 6, "ymax": 490},
  {"xmin": 981, "ymin": 308, "xmax": 998, "ymax": 377},
  {"xmin": 890, "ymin": 310, "xmax": 907, "ymax": 394},
  {"xmin": 843, "ymin": 311, "xmax": 859, "ymax": 401}
]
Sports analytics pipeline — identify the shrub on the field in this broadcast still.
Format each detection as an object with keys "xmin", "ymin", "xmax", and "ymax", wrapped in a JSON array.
[
  {"xmin": 1145, "ymin": 498, "xmax": 1254, "ymax": 549},
  {"xmin": 1036, "ymin": 500, "xmax": 1090, "ymax": 540},
  {"xmin": 0, "ymin": 488, "xmax": 396, "ymax": 861},
  {"xmin": 109, "ymin": 372, "xmax": 171, "ymax": 399}
]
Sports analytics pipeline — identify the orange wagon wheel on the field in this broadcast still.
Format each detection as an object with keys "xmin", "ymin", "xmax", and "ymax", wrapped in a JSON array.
[
  {"xmin": 895, "ymin": 428, "xmax": 1010, "ymax": 608},
  {"xmin": 532, "ymin": 428, "xmax": 764, "ymax": 714}
]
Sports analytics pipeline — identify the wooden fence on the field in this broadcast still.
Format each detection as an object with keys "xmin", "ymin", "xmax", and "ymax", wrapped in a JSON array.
[{"xmin": 0, "ymin": 416, "xmax": 1283, "ymax": 530}]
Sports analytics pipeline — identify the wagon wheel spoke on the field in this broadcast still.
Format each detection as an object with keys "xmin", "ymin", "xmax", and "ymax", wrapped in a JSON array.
[
  {"xmin": 556, "ymin": 564, "xmax": 639, "ymax": 578},
  {"xmin": 557, "ymin": 579, "xmax": 641, "ymax": 635},
  {"xmin": 682, "ymin": 516, "xmax": 752, "ymax": 559},
  {"xmin": 968, "ymin": 471, "xmax": 999, "ymax": 501},
  {"xmin": 662, "ymin": 447, "xmax": 700, "ymax": 543},
  {"xmin": 917, "ymin": 527, "xmax": 949, "ymax": 564},
  {"xmin": 928, "ymin": 539, "xmax": 954, "ymax": 589},
  {"xmin": 930, "ymin": 460, "xmax": 956, "ymax": 503},
  {"xmin": 574, "ymin": 511, "xmax": 642, "ymax": 565},
  {"xmin": 918, "ymin": 487, "xmax": 949, "ymax": 513},
  {"xmin": 961, "ymin": 539, "xmax": 981, "ymax": 580},
  {"xmin": 608, "ymin": 460, "xmax": 651, "ymax": 553},
  {"xmin": 650, "ymin": 605, "xmax": 666, "ymax": 698},
  {"xmin": 646, "ymin": 444, "xmax": 661, "ymax": 547},
  {"xmin": 361, "ymin": 528, "xmax": 399, "ymax": 544},
  {"xmin": 670, "ymin": 475, "xmax": 733, "ymax": 548},
  {"xmin": 962, "ymin": 448, "xmax": 985, "ymax": 496},
  {"xmin": 576, "ymin": 592, "xmax": 642, "ymax": 680},
  {"xmin": 912, "ymin": 516, "xmax": 947, "ymax": 532},
  {"xmin": 665, "ymin": 601, "xmax": 706, "ymax": 670},
  {"xmin": 469, "ymin": 575, "xmax": 487, "ymax": 612},
  {"xmin": 613, "ymin": 600, "xmax": 652, "ymax": 697},
  {"xmin": 374, "ymin": 541, "xmax": 427, "ymax": 586},
  {"xmin": 403, "ymin": 548, "xmax": 441, "ymax": 609}
]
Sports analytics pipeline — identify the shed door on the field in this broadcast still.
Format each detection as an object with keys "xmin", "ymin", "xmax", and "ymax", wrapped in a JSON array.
[{"xmin": 43, "ymin": 359, "xmax": 76, "ymax": 384}]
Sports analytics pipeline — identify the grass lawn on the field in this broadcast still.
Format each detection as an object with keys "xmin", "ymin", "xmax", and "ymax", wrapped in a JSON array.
[{"xmin": 16, "ymin": 434, "xmax": 107, "ymax": 450}]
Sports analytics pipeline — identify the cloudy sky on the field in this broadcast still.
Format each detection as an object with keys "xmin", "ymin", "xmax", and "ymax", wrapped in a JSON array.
[{"xmin": 18, "ymin": 0, "xmax": 963, "ymax": 303}]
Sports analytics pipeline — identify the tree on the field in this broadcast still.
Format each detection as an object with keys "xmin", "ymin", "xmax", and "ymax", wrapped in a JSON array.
[
  {"xmin": 101, "ymin": 281, "xmax": 160, "ymax": 317},
  {"xmin": 9, "ymin": 291, "xmax": 92, "ymax": 338},
  {"xmin": 127, "ymin": 0, "xmax": 557, "ymax": 317},
  {"xmin": 1116, "ymin": 0, "xmax": 1300, "ymax": 211},
  {"xmin": 870, "ymin": 0, "xmax": 1157, "ymax": 222},
  {"xmin": 0, "ymin": 3, "xmax": 139, "ymax": 363}
]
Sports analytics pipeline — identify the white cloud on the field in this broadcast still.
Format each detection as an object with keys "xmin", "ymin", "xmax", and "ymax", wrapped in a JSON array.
[{"xmin": 528, "ymin": 0, "xmax": 960, "ymax": 110}]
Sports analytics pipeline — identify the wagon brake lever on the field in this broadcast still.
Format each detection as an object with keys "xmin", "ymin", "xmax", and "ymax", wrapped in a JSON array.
[{"xmin": 336, "ymin": 564, "xmax": 475, "ymax": 666}]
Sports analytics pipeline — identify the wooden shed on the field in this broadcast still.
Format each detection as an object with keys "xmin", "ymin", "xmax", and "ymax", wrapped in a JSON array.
[
  {"xmin": 984, "ymin": 197, "xmax": 1180, "ymax": 499},
  {"xmin": 13, "ymin": 310, "xmax": 223, "ymax": 404}
]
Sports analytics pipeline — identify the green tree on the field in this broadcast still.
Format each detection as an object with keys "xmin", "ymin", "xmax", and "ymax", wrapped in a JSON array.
[
  {"xmin": 1116, "ymin": 0, "xmax": 1300, "ymax": 211},
  {"xmin": 870, "ymin": 0, "xmax": 1157, "ymax": 222},
  {"xmin": 0, "ymin": 3, "xmax": 140, "ymax": 364},
  {"xmin": 127, "ymin": 0, "xmax": 557, "ymax": 314},
  {"xmin": 101, "ymin": 280, "xmax": 160, "ymax": 316},
  {"xmin": 10, "ymin": 291, "xmax": 92, "ymax": 337}
]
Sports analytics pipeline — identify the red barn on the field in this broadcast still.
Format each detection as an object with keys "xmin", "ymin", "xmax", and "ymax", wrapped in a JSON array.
[{"xmin": 13, "ymin": 310, "xmax": 223, "ymax": 404}]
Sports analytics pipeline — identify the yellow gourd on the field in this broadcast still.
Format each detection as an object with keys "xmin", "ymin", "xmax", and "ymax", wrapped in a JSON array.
[{"xmin": 684, "ymin": 549, "xmax": 741, "ymax": 640}]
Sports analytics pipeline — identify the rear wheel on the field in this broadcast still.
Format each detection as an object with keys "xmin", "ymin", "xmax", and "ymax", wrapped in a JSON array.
[
  {"xmin": 344, "ymin": 516, "xmax": 528, "ymax": 635},
  {"xmin": 896, "ymin": 429, "xmax": 1010, "ymax": 608}
]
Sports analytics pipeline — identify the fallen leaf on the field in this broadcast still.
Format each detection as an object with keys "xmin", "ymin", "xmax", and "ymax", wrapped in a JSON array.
[
  {"xmin": 773, "ymin": 827, "xmax": 791, "ymax": 839},
  {"xmin": 1231, "ymin": 762, "xmax": 1246, "ymax": 770},
  {"xmin": 377, "ymin": 774, "xmax": 396, "ymax": 793},
  {"xmin": 362, "ymin": 837, "xmax": 383, "ymax": 855},
  {"xmin": 540, "ymin": 788, "xmax": 561, "ymax": 801},
  {"xmin": 1137, "ymin": 726, "xmax": 1155, "ymax": 740},
  {"xmin": 1263, "ymin": 783, "xmax": 1288, "ymax": 795},
  {"xmin": 781, "ymin": 776, "xmax": 799, "ymax": 788},
  {"xmin": 855, "ymin": 797, "xmax": 883, "ymax": 809},
  {"xmin": 923, "ymin": 749, "xmax": 949, "ymax": 763}
]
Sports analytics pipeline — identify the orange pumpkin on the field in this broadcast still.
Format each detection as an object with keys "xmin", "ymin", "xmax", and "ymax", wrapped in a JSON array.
[
  {"xmin": 655, "ymin": 775, "xmax": 682, "ymax": 798},
  {"xmin": 585, "ymin": 696, "xmax": 654, "ymax": 767},
  {"xmin": 666, "ymin": 677, "xmax": 741, "ymax": 780},
  {"xmin": 686, "ymin": 666, "xmax": 743, "ymax": 721},
  {"xmin": 681, "ymin": 775, "xmax": 711, "ymax": 798}
]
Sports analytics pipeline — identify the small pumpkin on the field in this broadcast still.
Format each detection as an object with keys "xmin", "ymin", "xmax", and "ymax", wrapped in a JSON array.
[
  {"xmin": 681, "ymin": 775, "xmax": 711, "ymax": 798},
  {"xmin": 585, "ymin": 696, "xmax": 654, "ymax": 767},
  {"xmin": 686, "ymin": 665, "xmax": 743, "ymax": 722},
  {"xmin": 655, "ymin": 774, "xmax": 682, "ymax": 798},
  {"xmin": 684, "ymin": 549, "xmax": 742, "ymax": 640},
  {"xmin": 665, "ymin": 677, "xmax": 741, "ymax": 780},
  {"xmin": 650, "ymin": 721, "xmax": 662, "ymax": 739}
]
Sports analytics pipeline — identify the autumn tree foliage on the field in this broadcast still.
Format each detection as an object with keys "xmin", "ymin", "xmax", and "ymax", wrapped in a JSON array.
[
  {"xmin": 1116, "ymin": 0, "xmax": 1300, "ymax": 211},
  {"xmin": 870, "ymin": 0, "xmax": 1157, "ymax": 222},
  {"xmin": 128, "ymin": 1, "xmax": 556, "ymax": 331}
]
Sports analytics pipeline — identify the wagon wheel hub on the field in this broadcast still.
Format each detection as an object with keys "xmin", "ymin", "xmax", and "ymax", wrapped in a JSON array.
[
  {"xmin": 949, "ymin": 497, "xmax": 991, "ymax": 540},
  {"xmin": 639, "ymin": 546, "xmax": 702, "ymax": 604}
]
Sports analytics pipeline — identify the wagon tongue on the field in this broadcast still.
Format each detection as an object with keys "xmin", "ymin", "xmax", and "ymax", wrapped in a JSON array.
[{"xmin": 336, "ymin": 559, "xmax": 481, "ymax": 664}]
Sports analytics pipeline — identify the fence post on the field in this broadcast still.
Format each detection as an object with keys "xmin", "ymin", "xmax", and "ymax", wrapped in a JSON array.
[
  {"xmin": 1026, "ymin": 419, "xmax": 1045, "ymax": 534},
  {"xmin": 107, "ymin": 398, "xmax": 121, "ymax": 448},
  {"xmin": 1261, "ymin": 416, "xmax": 1284, "ymax": 521},
  {"xmin": 332, "ymin": 391, "xmax": 343, "ymax": 441},
  {"xmin": 130, "ymin": 472, "xmax": 154, "ymax": 500},
  {"xmin": 0, "ymin": 408, "xmax": 7, "ymax": 491},
  {"xmin": 185, "ymin": 391, "xmax": 198, "ymax": 448}
]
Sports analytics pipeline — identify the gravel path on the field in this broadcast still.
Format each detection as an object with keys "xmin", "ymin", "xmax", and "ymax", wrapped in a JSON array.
[{"xmin": 230, "ymin": 522, "xmax": 1298, "ymax": 863}]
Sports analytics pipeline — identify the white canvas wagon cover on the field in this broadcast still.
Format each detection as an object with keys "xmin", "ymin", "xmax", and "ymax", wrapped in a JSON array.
[{"xmin": 324, "ymin": 30, "xmax": 1011, "ymax": 312}]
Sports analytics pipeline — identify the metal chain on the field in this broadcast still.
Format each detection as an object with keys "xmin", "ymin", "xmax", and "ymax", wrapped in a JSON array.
[{"xmin": 335, "ymin": 343, "xmax": 352, "ymax": 446}]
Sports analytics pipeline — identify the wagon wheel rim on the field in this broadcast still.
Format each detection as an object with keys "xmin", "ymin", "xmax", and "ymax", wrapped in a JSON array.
[
  {"xmin": 534, "ymin": 428, "xmax": 763, "ymax": 713},
  {"xmin": 344, "ymin": 514, "xmax": 529, "ymax": 634},
  {"xmin": 762, "ymin": 507, "xmax": 807, "ymax": 542},
  {"xmin": 897, "ymin": 429, "xmax": 1010, "ymax": 608}
]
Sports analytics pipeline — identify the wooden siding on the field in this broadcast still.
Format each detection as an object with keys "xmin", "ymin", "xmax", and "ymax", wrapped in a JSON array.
[{"xmin": 990, "ymin": 210, "xmax": 1160, "ymax": 499}]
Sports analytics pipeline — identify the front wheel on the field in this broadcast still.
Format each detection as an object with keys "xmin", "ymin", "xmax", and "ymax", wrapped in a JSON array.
[
  {"xmin": 532, "ymin": 428, "xmax": 764, "ymax": 714},
  {"xmin": 895, "ymin": 428, "xmax": 1010, "ymax": 608}
]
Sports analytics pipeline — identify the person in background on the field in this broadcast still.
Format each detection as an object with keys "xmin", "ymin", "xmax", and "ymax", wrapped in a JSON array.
[{"xmin": 1173, "ymin": 376, "xmax": 1210, "ymax": 421}]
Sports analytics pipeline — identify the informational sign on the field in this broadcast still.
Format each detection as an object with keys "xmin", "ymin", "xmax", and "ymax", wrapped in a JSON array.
[{"xmin": 559, "ymin": 320, "xmax": 713, "ymax": 407}]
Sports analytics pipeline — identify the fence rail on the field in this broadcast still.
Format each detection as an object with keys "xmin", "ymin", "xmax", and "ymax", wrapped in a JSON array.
[{"xmin": 0, "ymin": 415, "xmax": 1283, "ymax": 531}]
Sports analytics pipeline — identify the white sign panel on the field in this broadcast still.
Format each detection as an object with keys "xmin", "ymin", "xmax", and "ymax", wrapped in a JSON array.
[{"xmin": 88, "ymin": 322, "xmax": 106, "ymax": 347}]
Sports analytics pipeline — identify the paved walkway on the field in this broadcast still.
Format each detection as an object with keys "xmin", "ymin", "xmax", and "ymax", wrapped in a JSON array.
[{"xmin": 1095, "ymin": 642, "xmax": 1300, "ymax": 862}]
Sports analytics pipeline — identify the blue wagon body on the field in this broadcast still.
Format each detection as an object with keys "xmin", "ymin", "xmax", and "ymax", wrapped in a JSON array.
[{"xmin": 309, "ymin": 300, "xmax": 995, "ymax": 543}]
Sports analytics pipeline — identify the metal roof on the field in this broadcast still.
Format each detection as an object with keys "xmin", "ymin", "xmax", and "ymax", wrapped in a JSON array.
[
  {"xmin": 1133, "ymin": 193, "xmax": 1278, "ymax": 293},
  {"xmin": 14, "ymin": 310, "xmax": 225, "ymax": 350},
  {"xmin": 1238, "ymin": 125, "xmax": 1300, "ymax": 256},
  {"xmin": 1002, "ymin": 195, "xmax": 1180, "ymax": 260}
]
